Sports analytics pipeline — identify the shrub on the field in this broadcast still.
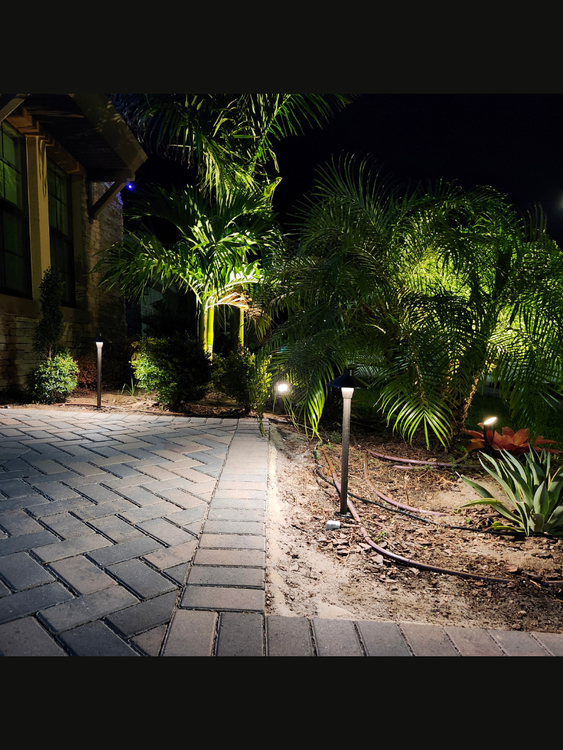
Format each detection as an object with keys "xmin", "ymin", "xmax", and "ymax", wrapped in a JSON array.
[
  {"xmin": 461, "ymin": 448, "xmax": 563, "ymax": 536},
  {"xmin": 26, "ymin": 351, "xmax": 78, "ymax": 404},
  {"xmin": 33, "ymin": 267, "xmax": 64, "ymax": 358},
  {"xmin": 212, "ymin": 349, "xmax": 272, "ymax": 432},
  {"xmin": 212, "ymin": 349, "xmax": 254, "ymax": 411},
  {"xmin": 131, "ymin": 335, "xmax": 211, "ymax": 408},
  {"xmin": 75, "ymin": 338, "xmax": 134, "ymax": 391},
  {"xmin": 27, "ymin": 266, "xmax": 79, "ymax": 404},
  {"xmin": 75, "ymin": 356, "xmax": 98, "ymax": 390}
]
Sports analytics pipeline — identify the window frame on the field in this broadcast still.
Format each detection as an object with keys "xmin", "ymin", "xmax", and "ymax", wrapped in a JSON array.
[
  {"xmin": 0, "ymin": 121, "xmax": 31, "ymax": 298},
  {"xmin": 47, "ymin": 157, "xmax": 76, "ymax": 307}
]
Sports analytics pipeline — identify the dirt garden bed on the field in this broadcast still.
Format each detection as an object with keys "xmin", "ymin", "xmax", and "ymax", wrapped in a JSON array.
[
  {"xmin": 265, "ymin": 419, "xmax": 563, "ymax": 633},
  {"xmin": 3, "ymin": 390, "xmax": 563, "ymax": 633}
]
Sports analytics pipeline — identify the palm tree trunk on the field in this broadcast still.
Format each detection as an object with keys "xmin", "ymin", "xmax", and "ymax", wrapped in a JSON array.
[
  {"xmin": 238, "ymin": 308, "xmax": 245, "ymax": 350},
  {"xmin": 206, "ymin": 306, "xmax": 215, "ymax": 359},
  {"xmin": 199, "ymin": 310, "xmax": 205, "ymax": 349}
]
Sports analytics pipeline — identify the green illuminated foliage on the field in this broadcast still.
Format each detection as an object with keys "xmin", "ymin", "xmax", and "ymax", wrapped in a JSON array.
[
  {"xmin": 259, "ymin": 156, "xmax": 563, "ymax": 444},
  {"xmin": 131, "ymin": 335, "xmax": 211, "ymax": 409}
]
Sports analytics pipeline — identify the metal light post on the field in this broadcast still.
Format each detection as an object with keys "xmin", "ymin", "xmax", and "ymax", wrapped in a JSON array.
[
  {"xmin": 95, "ymin": 334, "xmax": 104, "ymax": 408},
  {"xmin": 327, "ymin": 369, "xmax": 365, "ymax": 516}
]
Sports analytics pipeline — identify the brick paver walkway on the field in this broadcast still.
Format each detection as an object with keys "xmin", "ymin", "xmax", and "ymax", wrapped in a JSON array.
[{"xmin": 1, "ymin": 408, "xmax": 562, "ymax": 656}]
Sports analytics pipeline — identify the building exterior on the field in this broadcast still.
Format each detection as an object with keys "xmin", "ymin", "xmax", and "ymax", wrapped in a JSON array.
[{"xmin": 0, "ymin": 94, "xmax": 147, "ymax": 392}]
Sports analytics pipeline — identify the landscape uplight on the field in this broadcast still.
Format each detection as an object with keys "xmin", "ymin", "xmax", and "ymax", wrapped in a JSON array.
[{"xmin": 483, "ymin": 415, "xmax": 497, "ymax": 440}]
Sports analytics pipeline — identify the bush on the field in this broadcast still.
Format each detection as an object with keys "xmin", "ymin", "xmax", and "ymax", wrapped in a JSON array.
[
  {"xmin": 212, "ymin": 350, "xmax": 255, "ymax": 411},
  {"xmin": 75, "ymin": 338, "xmax": 134, "ymax": 391},
  {"xmin": 75, "ymin": 356, "xmax": 98, "ymax": 390},
  {"xmin": 131, "ymin": 335, "xmax": 211, "ymax": 408},
  {"xmin": 212, "ymin": 349, "xmax": 272, "ymax": 430},
  {"xmin": 33, "ymin": 267, "xmax": 64, "ymax": 358},
  {"xmin": 26, "ymin": 351, "xmax": 79, "ymax": 404}
]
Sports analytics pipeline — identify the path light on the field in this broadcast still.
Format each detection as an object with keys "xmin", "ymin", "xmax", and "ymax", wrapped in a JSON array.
[
  {"xmin": 327, "ymin": 369, "xmax": 366, "ymax": 516},
  {"xmin": 95, "ymin": 334, "xmax": 104, "ymax": 408},
  {"xmin": 273, "ymin": 381, "xmax": 290, "ymax": 415}
]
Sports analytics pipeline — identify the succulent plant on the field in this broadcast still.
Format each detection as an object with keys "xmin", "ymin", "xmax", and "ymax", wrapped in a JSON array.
[{"xmin": 460, "ymin": 448, "xmax": 563, "ymax": 536}]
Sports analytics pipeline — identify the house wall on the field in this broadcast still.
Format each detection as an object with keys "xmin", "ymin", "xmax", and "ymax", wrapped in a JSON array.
[{"xmin": 0, "ymin": 130, "xmax": 127, "ymax": 392}]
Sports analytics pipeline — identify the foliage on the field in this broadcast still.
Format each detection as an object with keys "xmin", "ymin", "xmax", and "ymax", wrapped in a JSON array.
[
  {"xmin": 248, "ymin": 352, "xmax": 273, "ymax": 436},
  {"xmin": 131, "ymin": 335, "xmax": 211, "ymax": 408},
  {"xmin": 463, "ymin": 424, "xmax": 560, "ymax": 455},
  {"xmin": 75, "ymin": 341, "xmax": 134, "ymax": 391},
  {"xmin": 461, "ymin": 449, "xmax": 563, "ymax": 536},
  {"xmin": 111, "ymin": 94, "xmax": 352, "ymax": 197},
  {"xmin": 212, "ymin": 350, "xmax": 253, "ymax": 410},
  {"xmin": 26, "ymin": 351, "xmax": 78, "ymax": 404},
  {"xmin": 32, "ymin": 267, "xmax": 64, "ymax": 358},
  {"xmin": 28, "ymin": 267, "xmax": 78, "ymax": 404},
  {"xmin": 75, "ymin": 356, "xmax": 98, "ymax": 390},
  {"xmin": 95, "ymin": 184, "xmax": 281, "ymax": 357},
  {"xmin": 212, "ymin": 348, "xmax": 272, "ymax": 421},
  {"xmin": 258, "ymin": 155, "xmax": 563, "ymax": 445}
]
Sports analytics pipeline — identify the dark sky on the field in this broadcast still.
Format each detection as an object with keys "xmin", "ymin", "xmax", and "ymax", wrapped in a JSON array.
[
  {"xmin": 129, "ymin": 94, "xmax": 563, "ymax": 245},
  {"xmin": 272, "ymin": 94, "xmax": 563, "ymax": 244}
]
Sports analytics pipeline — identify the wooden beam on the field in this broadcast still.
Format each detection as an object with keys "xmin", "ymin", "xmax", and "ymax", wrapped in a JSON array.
[
  {"xmin": 6, "ymin": 105, "xmax": 85, "ymax": 177},
  {"xmin": 0, "ymin": 94, "xmax": 29, "ymax": 123},
  {"xmin": 88, "ymin": 172, "xmax": 130, "ymax": 222}
]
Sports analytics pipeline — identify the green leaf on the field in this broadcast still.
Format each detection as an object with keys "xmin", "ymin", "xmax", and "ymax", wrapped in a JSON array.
[{"xmin": 460, "ymin": 476, "xmax": 495, "ymax": 499}]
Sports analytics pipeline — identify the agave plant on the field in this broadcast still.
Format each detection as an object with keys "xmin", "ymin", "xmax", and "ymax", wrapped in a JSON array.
[
  {"xmin": 463, "ymin": 424, "xmax": 560, "ymax": 455},
  {"xmin": 460, "ymin": 448, "xmax": 563, "ymax": 535}
]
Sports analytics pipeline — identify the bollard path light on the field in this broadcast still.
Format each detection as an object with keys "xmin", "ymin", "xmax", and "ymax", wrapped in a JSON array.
[
  {"xmin": 327, "ymin": 369, "xmax": 366, "ymax": 516},
  {"xmin": 95, "ymin": 334, "xmax": 104, "ymax": 408}
]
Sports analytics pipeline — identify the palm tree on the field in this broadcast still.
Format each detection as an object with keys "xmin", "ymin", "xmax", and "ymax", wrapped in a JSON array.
[
  {"xmin": 260, "ymin": 156, "xmax": 563, "ymax": 446},
  {"xmin": 96, "ymin": 184, "xmax": 282, "ymax": 358},
  {"xmin": 110, "ymin": 93, "xmax": 352, "ymax": 197}
]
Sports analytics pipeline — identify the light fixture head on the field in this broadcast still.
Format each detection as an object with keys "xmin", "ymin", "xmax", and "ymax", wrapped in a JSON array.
[
  {"xmin": 276, "ymin": 382, "xmax": 290, "ymax": 395},
  {"xmin": 483, "ymin": 416, "xmax": 497, "ymax": 427},
  {"xmin": 327, "ymin": 369, "xmax": 366, "ymax": 390},
  {"xmin": 95, "ymin": 333, "xmax": 104, "ymax": 349}
]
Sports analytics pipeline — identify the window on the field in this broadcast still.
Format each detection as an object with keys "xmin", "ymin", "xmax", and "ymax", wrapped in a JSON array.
[
  {"xmin": 0, "ymin": 121, "xmax": 31, "ymax": 297},
  {"xmin": 48, "ymin": 159, "xmax": 75, "ymax": 306}
]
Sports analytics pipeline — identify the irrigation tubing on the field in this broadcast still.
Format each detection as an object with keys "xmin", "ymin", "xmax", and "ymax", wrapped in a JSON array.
[
  {"xmin": 363, "ymin": 453, "xmax": 447, "ymax": 517},
  {"xmin": 316, "ymin": 446, "xmax": 563, "ymax": 587},
  {"xmin": 324, "ymin": 463, "xmax": 512, "ymax": 585},
  {"xmin": 366, "ymin": 449, "xmax": 481, "ymax": 471},
  {"xmin": 316, "ymin": 460, "xmax": 493, "ymax": 535}
]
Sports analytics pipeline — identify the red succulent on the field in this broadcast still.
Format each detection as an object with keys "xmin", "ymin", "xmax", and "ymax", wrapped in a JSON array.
[{"xmin": 463, "ymin": 424, "xmax": 561, "ymax": 455}]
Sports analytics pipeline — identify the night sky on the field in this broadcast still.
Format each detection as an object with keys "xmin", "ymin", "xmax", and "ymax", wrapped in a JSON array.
[{"xmin": 128, "ymin": 94, "xmax": 563, "ymax": 246}]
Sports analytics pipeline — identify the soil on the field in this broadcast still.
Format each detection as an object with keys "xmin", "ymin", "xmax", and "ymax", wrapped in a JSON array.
[
  {"xmin": 3, "ymin": 389, "xmax": 563, "ymax": 633},
  {"xmin": 265, "ymin": 419, "xmax": 563, "ymax": 633}
]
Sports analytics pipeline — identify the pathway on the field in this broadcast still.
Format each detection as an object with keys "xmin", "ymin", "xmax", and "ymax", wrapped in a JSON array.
[{"xmin": 0, "ymin": 408, "xmax": 562, "ymax": 656}]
